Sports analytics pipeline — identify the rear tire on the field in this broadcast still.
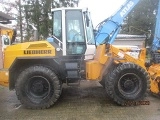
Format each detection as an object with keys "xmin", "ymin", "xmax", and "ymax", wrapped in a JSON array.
[
  {"xmin": 15, "ymin": 65, "xmax": 62, "ymax": 109},
  {"xmin": 105, "ymin": 63, "xmax": 149, "ymax": 106}
]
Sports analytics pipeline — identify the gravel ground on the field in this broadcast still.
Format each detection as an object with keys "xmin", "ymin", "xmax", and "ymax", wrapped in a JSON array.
[{"xmin": 0, "ymin": 80, "xmax": 159, "ymax": 120}]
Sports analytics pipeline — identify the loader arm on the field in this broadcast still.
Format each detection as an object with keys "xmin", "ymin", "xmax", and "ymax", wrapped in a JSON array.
[
  {"xmin": 152, "ymin": 0, "xmax": 160, "ymax": 51},
  {"xmin": 95, "ymin": 0, "xmax": 140, "ymax": 45}
]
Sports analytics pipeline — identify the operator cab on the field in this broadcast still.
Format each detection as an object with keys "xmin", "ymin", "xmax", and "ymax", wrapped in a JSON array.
[{"xmin": 51, "ymin": 8, "xmax": 95, "ymax": 58}]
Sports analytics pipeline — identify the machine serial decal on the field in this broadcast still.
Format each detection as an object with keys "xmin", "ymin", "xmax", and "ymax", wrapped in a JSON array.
[{"xmin": 24, "ymin": 50, "xmax": 52, "ymax": 54}]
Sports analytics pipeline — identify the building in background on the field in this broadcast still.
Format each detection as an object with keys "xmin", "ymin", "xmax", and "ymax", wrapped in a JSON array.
[{"xmin": 114, "ymin": 34, "xmax": 146, "ymax": 48}]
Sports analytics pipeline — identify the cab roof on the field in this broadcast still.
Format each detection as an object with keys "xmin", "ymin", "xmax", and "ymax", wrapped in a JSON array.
[
  {"xmin": 0, "ymin": 11, "xmax": 15, "ymax": 24},
  {"xmin": 51, "ymin": 7, "xmax": 88, "ymax": 12},
  {"xmin": 0, "ymin": 23, "xmax": 13, "ymax": 29}
]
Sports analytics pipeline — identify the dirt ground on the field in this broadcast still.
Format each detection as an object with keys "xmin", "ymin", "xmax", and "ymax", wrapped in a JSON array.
[{"xmin": 0, "ymin": 80, "xmax": 160, "ymax": 120}]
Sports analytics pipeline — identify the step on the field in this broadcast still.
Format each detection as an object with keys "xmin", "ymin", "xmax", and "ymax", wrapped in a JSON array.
[{"xmin": 66, "ymin": 78, "xmax": 80, "ymax": 86}]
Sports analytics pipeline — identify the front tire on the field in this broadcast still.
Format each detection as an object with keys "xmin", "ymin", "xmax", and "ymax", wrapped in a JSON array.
[
  {"xmin": 15, "ymin": 65, "xmax": 62, "ymax": 109},
  {"xmin": 105, "ymin": 63, "xmax": 149, "ymax": 106}
]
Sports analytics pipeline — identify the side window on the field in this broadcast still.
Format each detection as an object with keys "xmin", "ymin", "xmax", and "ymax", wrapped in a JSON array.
[
  {"xmin": 85, "ymin": 13, "xmax": 95, "ymax": 45},
  {"xmin": 86, "ymin": 26, "xmax": 94, "ymax": 44},
  {"xmin": 2, "ymin": 35, "xmax": 10, "ymax": 45},
  {"xmin": 53, "ymin": 11, "xmax": 62, "ymax": 41},
  {"xmin": 4, "ymin": 37, "xmax": 10, "ymax": 45}
]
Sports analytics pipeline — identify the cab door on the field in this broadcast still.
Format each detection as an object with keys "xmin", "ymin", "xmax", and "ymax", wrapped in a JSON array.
[{"xmin": 65, "ymin": 10, "xmax": 86, "ymax": 55}]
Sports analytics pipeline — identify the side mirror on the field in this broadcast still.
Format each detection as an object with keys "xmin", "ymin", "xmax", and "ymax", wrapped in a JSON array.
[{"xmin": 86, "ymin": 15, "xmax": 90, "ymax": 27}]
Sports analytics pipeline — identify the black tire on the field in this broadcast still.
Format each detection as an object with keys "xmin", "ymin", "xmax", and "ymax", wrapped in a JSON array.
[
  {"xmin": 100, "ymin": 63, "xmax": 117, "ymax": 88},
  {"xmin": 105, "ymin": 63, "xmax": 150, "ymax": 106},
  {"xmin": 15, "ymin": 65, "xmax": 62, "ymax": 109}
]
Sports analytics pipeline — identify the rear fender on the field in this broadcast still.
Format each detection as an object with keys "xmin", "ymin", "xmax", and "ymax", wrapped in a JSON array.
[
  {"xmin": 0, "ymin": 69, "xmax": 9, "ymax": 87},
  {"xmin": 9, "ymin": 57, "xmax": 63, "ymax": 90}
]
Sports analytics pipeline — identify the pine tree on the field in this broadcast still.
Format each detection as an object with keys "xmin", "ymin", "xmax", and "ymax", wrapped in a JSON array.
[
  {"xmin": 22, "ymin": 0, "xmax": 79, "ymax": 41},
  {"xmin": 121, "ymin": 0, "xmax": 158, "ymax": 35}
]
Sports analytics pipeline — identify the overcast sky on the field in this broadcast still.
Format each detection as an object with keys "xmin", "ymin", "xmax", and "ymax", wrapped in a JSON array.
[
  {"xmin": 0, "ymin": 0, "xmax": 127, "ymax": 27},
  {"xmin": 79, "ymin": 0, "xmax": 126, "ymax": 27}
]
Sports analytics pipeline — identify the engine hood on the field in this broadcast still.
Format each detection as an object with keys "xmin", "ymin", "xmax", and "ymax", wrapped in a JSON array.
[{"xmin": 3, "ymin": 41, "xmax": 56, "ymax": 69}]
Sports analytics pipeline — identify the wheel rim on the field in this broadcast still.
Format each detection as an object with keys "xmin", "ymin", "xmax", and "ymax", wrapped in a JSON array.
[
  {"xmin": 26, "ymin": 76, "xmax": 51, "ymax": 102},
  {"xmin": 118, "ymin": 73, "xmax": 142, "ymax": 98}
]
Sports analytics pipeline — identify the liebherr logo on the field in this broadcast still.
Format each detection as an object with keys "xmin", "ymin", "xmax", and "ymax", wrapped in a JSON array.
[
  {"xmin": 24, "ymin": 50, "xmax": 52, "ymax": 54},
  {"xmin": 120, "ymin": 1, "xmax": 134, "ymax": 18}
]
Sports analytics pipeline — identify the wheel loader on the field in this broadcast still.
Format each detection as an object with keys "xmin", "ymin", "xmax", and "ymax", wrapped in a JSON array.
[
  {"xmin": 147, "ymin": 0, "xmax": 160, "ymax": 97},
  {"xmin": 0, "ymin": 23, "xmax": 16, "ymax": 51},
  {"xmin": 0, "ymin": 0, "xmax": 150, "ymax": 109}
]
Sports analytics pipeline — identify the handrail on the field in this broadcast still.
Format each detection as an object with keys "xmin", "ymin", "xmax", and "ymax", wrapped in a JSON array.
[{"xmin": 52, "ymin": 35, "xmax": 63, "ymax": 50}]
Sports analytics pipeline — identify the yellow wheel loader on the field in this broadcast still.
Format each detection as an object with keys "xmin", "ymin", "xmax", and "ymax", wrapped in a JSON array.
[
  {"xmin": 145, "ymin": 0, "xmax": 160, "ymax": 97},
  {"xmin": 148, "ymin": 64, "xmax": 160, "ymax": 96},
  {"xmin": 0, "ymin": 23, "xmax": 16, "ymax": 51},
  {"xmin": 0, "ymin": 0, "xmax": 150, "ymax": 109}
]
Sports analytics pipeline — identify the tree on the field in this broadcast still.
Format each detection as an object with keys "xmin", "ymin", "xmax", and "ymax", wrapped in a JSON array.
[
  {"xmin": 0, "ymin": 0, "xmax": 17, "ymax": 15},
  {"xmin": 121, "ymin": 0, "xmax": 159, "ymax": 45},
  {"xmin": 0, "ymin": 0, "xmax": 22, "ymax": 42},
  {"xmin": 0, "ymin": 0, "xmax": 79, "ymax": 42},
  {"xmin": 22, "ymin": 0, "xmax": 79, "ymax": 41}
]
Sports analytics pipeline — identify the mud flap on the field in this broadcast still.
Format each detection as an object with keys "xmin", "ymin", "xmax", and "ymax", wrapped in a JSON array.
[
  {"xmin": 0, "ymin": 69, "xmax": 9, "ymax": 87},
  {"xmin": 150, "ymin": 79, "xmax": 160, "ymax": 95}
]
